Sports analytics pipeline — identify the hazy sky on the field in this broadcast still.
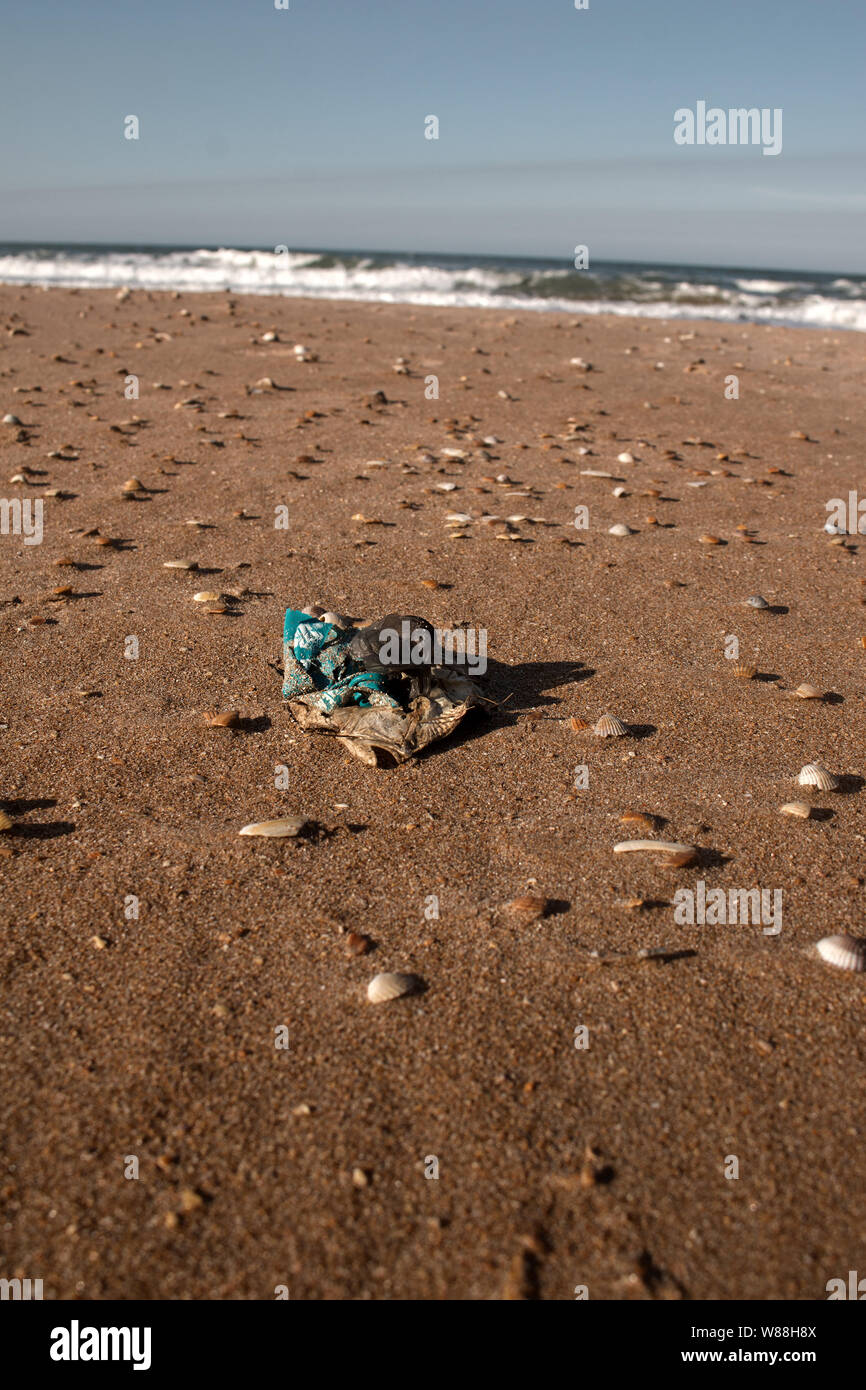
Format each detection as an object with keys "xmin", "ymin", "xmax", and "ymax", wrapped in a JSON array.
[{"xmin": 1, "ymin": 0, "xmax": 864, "ymax": 269}]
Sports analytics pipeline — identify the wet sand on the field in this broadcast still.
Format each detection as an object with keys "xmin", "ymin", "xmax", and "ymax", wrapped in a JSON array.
[{"xmin": 1, "ymin": 285, "xmax": 865, "ymax": 1300}]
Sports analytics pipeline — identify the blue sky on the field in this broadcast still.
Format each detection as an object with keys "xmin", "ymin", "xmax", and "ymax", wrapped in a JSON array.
[{"xmin": 1, "ymin": 0, "xmax": 864, "ymax": 269}]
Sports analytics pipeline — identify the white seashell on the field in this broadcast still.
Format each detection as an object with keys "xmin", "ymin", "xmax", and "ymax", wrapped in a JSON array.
[
  {"xmin": 608, "ymin": 523, "xmax": 633, "ymax": 537},
  {"xmin": 445, "ymin": 512, "xmax": 472, "ymax": 524},
  {"xmin": 321, "ymin": 611, "xmax": 349, "ymax": 628},
  {"xmin": 816, "ymin": 935, "xmax": 866, "ymax": 972},
  {"xmin": 262, "ymin": 331, "xmax": 278, "ymax": 342},
  {"xmin": 612, "ymin": 486, "xmax": 628, "ymax": 498},
  {"xmin": 617, "ymin": 452, "xmax": 635, "ymax": 464},
  {"xmin": 436, "ymin": 482, "xmax": 458, "ymax": 491},
  {"xmin": 580, "ymin": 469, "xmax": 615, "ymax": 478},
  {"xmin": 824, "ymin": 521, "xmax": 845, "ymax": 535},
  {"xmin": 780, "ymin": 801, "xmax": 811, "ymax": 818},
  {"xmin": 797, "ymin": 762, "xmax": 839, "ymax": 791},
  {"xmin": 613, "ymin": 839, "xmax": 696, "ymax": 855},
  {"xmin": 366, "ymin": 972, "xmax": 422, "ymax": 1004},
  {"xmin": 2, "ymin": 413, "xmax": 21, "ymax": 425},
  {"xmin": 593, "ymin": 713, "xmax": 628, "ymax": 737},
  {"xmin": 238, "ymin": 816, "xmax": 308, "ymax": 838},
  {"xmin": 441, "ymin": 448, "xmax": 466, "ymax": 458},
  {"xmin": 792, "ymin": 683, "xmax": 822, "ymax": 700},
  {"xmin": 192, "ymin": 591, "xmax": 221, "ymax": 602},
  {"xmin": 163, "ymin": 559, "xmax": 197, "ymax": 570}
]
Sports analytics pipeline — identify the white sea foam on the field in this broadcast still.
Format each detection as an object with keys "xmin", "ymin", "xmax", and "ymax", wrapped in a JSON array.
[{"xmin": 0, "ymin": 246, "xmax": 863, "ymax": 331}]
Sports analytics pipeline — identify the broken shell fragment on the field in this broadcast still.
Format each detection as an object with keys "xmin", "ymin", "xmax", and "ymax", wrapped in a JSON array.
[
  {"xmin": 780, "ymin": 801, "xmax": 811, "ymax": 819},
  {"xmin": 797, "ymin": 763, "xmax": 839, "ymax": 792},
  {"xmin": 366, "ymin": 972, "xmax": 422, "ymax": 1003},
  {"xmin": 238, "ymin": 816, "xmax": 308, "ymax": 838},
  {"xmin": 164, "ymin": 559, "xmax": 198, "ymax": 570},
  {"xmin": 613, "ymin": 839, "xmax": 696, "ymax": 856},
  {"xmin": 593, "ymin": 714, "xmax": 628, "ymax": 737},
  {"xmin": 816, "ymin": 935, "xmax": 866, "ymax": 972},
  {"xmin": 504, "ymin": 895, "xmax": 548, "ymax": 919},
  {"xmin": 192, "ymin": 590, "xmax": 221, "ymax": 602}
]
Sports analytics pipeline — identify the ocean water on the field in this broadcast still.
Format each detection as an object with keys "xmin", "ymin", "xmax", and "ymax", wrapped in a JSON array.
[{"xmin": 1, "ymin": 243, "xmax": 864, "ymax": 331}]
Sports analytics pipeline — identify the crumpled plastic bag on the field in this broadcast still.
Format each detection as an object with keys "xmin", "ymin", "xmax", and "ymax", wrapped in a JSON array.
[{"xmin": 282, "ymin": 607, "xmax": 483, "ymax": 765}]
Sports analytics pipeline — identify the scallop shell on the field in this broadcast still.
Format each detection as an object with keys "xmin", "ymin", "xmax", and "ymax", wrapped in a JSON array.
[
  {"xmin": 792, "ymin": 683, "xmax": 822, "ymax": 700},
  {"xmin": 593, "ymin": 714, "xmax": 628, "ymax": 737},
  {"xmin": 366, "ymin": 972, "xmax": 422, "ymax": 1004},
  {"xmin": 608, "ymin": 523, "xmax": 633, "ymax": 537},
  {"xmin": 238, "ymin": 816, "xmax": 308, "ymax": 838},
  {"xmin": 0, "ymin": 809, "xmax": 13, "ymax": 832},
  {"xmin": 569, "ymin": 715, "xmax": 590, "ymax": 731},
  {"xmin": 733, "ymin": 662, "xmax": 757, "ymax": 679},
  {"xmin": 780, "ymin": 801, "xmax": 811, "ymax": 819},
  {"xmin": 816, "ymin": 935, "xmax": 866, "ymax": 972},
  {"xmin": 797, "ymin": 762, "xmax": 839, "ymax": 791},
  {"xmin": 613, "ymin": 839, "xmax": 696, "ymax": 856},
  {"xmin": 744, "ymin": 594, "xmax": 769, "ymax": 609}
]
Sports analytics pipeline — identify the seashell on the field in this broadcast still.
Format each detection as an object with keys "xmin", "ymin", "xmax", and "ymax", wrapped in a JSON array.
[
  {"xmin": 192, "ymin": 591, "xmax": 220, "ymax": 602},
  {"xmin": 780, "ymin": 801, "xmax": 811, "ymax": 819},
  {"xmin": 617, "ymin": 451, "xmax": 635, "ymax": 464},
  {"xmin": 445, "ymin": 512, "xmax": 472, "ymax": 524},
  {"xmin": 204, "ymin": 710, "xmax": 239, "ymax": 728},
  {"xmin": 302, "ymin": 604, "xmax": 325, "ymax": 619},
  {"xmin": 608, "ymin": 523, "xmax": 633, "ymax": 537},
  {"xmin": 321, "ymin": 611, "xmax": 348, "ymax": 628},
  {"xmin": 733, "ymin": 662, "xmax": 757, "ymax": 679},
  {"xmin": 436, "ymin": 482, "xmax": 458, "ymax": 492},
  {"xmin": 699, "ymin": 534, "xmax": 721, "ymax": 545},
  {"xmin": 238, "ymin": 816, "xmax": 308, "ymax": 838},
  {"xmin": 593, "ymin": 714, "xmax": 628, "ymax": 737},
  {"xmin": 504, "ymin": 895, "xmax": 548, "ymax": 919},
  {"xmin": 163, "ymin": 559, "xmax": 198, "ymax": 570},
  {"xmin": 613, "ymin": 839, "xmax": 696, "ymax": 856},
  {"xmin": 612, "ymin": 486, "xmax": 628, "ymax": 498},
  {"xmin": 744, "ymin": 594, "xmax": 769, "ymax": 609},
  {"xmin": 367, "ymin": 971, "xmax": 422, "ymax": 1003},
  {"xmin": 205, "ymin": 604, "xmax": 229, "ymax": 614},
  {"xmin": 262, "ymin": 330, "xmax": 278, "ymax": 342},
  {"xmin": 569, "ymin": 715, "xmax": 590, "ymax": 731},
  {"xmin": 815, "ymin": 935, "xmax": 866, "ymax": 972},
  {"xmin": 792, "ymin": 683, "xmax": 822, "ymax": 700},
  {"xmin": 122, "ymin": 477, "xmax": 144, "ymax": 493},
  {"xmin": 2, "ymin": 413, "xmax": 21, "ymax": 425},
  {"xmin": 580, "ymin": 469, "xmax": 615, "ymax": 478},
  {"xmin": 656, "ymin": 848, "xmax": 698, "ymax": 868},
  {"xmin": 0, "ymin": 809, "xmax": 14, "ymax": 831},
  {"xmin": 420, "ymin": 579, "xmax": 440, "ymax": 590},
  {"xmin": 797, "ymin": 762, "xmax": 839, "ymax": 792}
]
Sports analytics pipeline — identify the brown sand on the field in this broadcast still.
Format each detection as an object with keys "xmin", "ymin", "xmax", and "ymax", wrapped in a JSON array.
[{"xmin": 1, "ymin": 286, "xmax": 865, "ymax": 1301}]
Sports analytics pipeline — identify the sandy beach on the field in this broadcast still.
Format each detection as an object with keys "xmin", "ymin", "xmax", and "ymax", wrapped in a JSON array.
[{"xmin": 1, "ymin": 284, "xmax": 865, "ymax": 1301}]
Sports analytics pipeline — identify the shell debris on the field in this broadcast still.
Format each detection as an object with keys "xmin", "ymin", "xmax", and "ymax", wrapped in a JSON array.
[
  {"xmin": 593, "ymin": 714, "xmax": 628, "ymax": 737},
  {"xmin": 238, "ymin": 816, "xmax": 308, "ymax": 838},
  {"xmin": 367, "ymin": 972, "xmax": 422, "ymax": 1004},
  {"xmin": 797, "ymin": 763, "xmax": 839, "ymax": 792},
  {"xmin": 613, "ymin": 839, "xmax": 696, "ymax": 856},
  {"xmin": 815, "ymin": 935, "xmax": 866, "ymax": 972}
]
